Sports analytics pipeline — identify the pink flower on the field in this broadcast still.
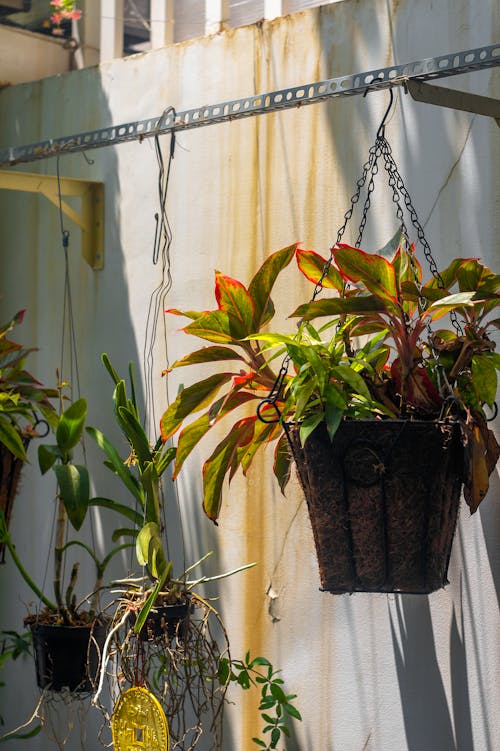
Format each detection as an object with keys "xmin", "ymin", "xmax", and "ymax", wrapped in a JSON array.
[
  {"xmin": 50, "ymin": 12, "xmax": 63, "ymax": 24},
  {"xmin": 69, "ymin": 8, "xmax": 82, "ymax": 20},
  {"xmin": 50, "ymin": 0, "xmax": 63, "ymax": 7}
]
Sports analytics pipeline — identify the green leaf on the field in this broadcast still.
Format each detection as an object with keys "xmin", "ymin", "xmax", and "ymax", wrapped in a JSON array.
[
  {"xmin": 270, "ymin": 682, "xmax": 287, "ymax": 703},
  {"xmin": 292, "ymin": 294, "xmax": 385, "ymax": 320},
  {"xmin": 117, "ymin": 406, "xmax": 152, "ymax": 464},
  {"xmin": 167, "ymin": 346, "xmax": 245, "ymax": 371},
  {"xmin": 56, "ymin": 398, "xmax": 87, "ymax": 452},
  {"xmin": 331, "ymin": 364, "xmax": 372, "ymax": 400},
  {"xmin": 472, "ymin": 355, "xmax": 498, "ymax": 407},
  {"xmin": 142, "ymin": 462, "xmax": 161, "ymax": 525},
  {"xmin": 218, "ymin": 658, "xmax": 231, "ymax": 685},
  {"xmin": 271, "ymin": 727, "xmax": 281, "ymax": 747},
  {"xmin": 54, "ymin": 463, "xmax": 89, "ymax": 531},
  {"xmin": 136, "ymin": 521, "xmax": 167, "ymax": 577},
  {"xmin": 252, "ymin": 739, "xmax": 267, "ymax": 748},
  {"xmin": 101, "ymin": 353, "xmax": 121, "ymax": 386},
  {"xmin": 273, "ymin": 433, "xmax": 292, "ymax": 495},
  {"xmin": 88, "ymin": 497, "xmax": 142, "ymax": 526},
  {"xmin": 0, "ymin": 417, "xmax": 27, "ymax": 461},
  {"xmin": 38, "ymin": 443, "xmax": 61, "ymax": 474},
  {"xmin": 184, "ymin": 310, "xmax": 237, "ymax": 344},
  {"xmin": 284, "ymin": 703, "xmax": 302, "ymax": 720},
  {"xmin": 202, "ymin": 418, "xmax": 255, "ymax": 521},
  {"xmin": 248, "ymin": 244, "xmax": 296, "ymax": 328},
  {"xmin": 86, "ymin": 426, "xmax": 144, "ymax": 504},
  {"xmin": 133, "ymin": 566, "xmax": 171, "ymax": 634},
  {"xmin": 154, "ymin": 445, "xmax": 176, "ymax": 477},
  {"xmin": 299, "ymin": 413, "xmax": 323, "ymax": 446},
  {"xmin": 160, "ymin": 373, "xmax": 233, "ymax": 441}
]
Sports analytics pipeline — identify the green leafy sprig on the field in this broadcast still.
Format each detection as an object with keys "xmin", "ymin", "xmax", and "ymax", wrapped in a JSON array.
[{"xmin": 219, "ymin": 652, "xmax": 302, "ymax": 750}]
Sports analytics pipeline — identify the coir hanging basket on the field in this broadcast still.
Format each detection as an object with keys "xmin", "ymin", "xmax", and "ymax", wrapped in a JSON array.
[{"xmin": 289, "ymin": 419, "xmax": 463, "ymax": 595}]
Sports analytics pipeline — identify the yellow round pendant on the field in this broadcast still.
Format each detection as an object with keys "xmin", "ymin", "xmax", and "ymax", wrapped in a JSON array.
[{"xmin": 112, "ymin": 686, "xmax": 169, "ymax": 750}]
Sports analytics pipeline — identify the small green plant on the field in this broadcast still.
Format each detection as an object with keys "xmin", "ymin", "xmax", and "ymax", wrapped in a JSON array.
[{"xmin": 219, "ymin": 652, "xmax": 302, "ymax": 750}]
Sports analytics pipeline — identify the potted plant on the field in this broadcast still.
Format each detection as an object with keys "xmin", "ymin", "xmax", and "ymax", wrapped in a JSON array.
[
  {"xmin": 160, "ymin": 238, "xmax": 499, "ymax": 594},
  {"xmin": 0, "ymin": 390, "xmax": 130, "ymax": 692},
  {"xmin": 0, "ymin": 310, "xmax": 58, "ymax": 561},
  {"xmin": 87, "ymin": 355, "xmax": 257, "ymax": 748}
]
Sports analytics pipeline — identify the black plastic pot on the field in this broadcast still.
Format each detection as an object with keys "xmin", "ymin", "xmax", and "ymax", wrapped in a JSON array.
[
  {"xmin": 290, "ymin": 419, "xmax": 463, "ymax": 595},
  {"xmin": 136, "ymin": 600, "xmax": 191, "ymax": 642},
  {"xmin": 30, "ymin": 621, "xmax": 107, "ymax": 692}
]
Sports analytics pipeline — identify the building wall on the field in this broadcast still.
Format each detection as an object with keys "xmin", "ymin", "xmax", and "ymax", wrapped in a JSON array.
[
  {"xmin": 0, "ymin": 1, "xmax": 498, "ymax": 749},
  {"xmin": 0, "ymin": 26, "xmax": 71, "ymax": 86}
]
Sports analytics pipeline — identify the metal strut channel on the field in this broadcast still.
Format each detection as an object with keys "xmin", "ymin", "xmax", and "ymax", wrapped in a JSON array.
[{"xmin": 1, "ymin": 43, "xmax": 499, "ymax": 167}]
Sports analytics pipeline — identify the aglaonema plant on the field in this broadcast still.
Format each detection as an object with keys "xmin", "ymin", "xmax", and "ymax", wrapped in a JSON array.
[{"xmin": 161, "ymin": 237, "xmax": 499, "ymax": 522}]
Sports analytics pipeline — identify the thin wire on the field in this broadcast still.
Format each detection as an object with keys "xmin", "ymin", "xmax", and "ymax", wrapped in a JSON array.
[{"xmin": 141, "ymin": 109, "xmax": 187, "ymax": 574}]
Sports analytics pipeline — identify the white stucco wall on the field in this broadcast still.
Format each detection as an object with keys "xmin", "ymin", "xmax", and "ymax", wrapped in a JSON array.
[
  {"xmin": 0, "ymin": 1, "xmax": 499, "ymax": 749},
  {"xmin": 0, "ymin": 26, "xmax": 71, "ymax": 86}
]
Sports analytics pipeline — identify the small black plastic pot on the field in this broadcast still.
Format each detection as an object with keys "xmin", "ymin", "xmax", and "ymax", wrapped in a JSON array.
[
  {"xmin": 29, "ymin": 621, "xmax": 107, "ymax": 692},
  {"xmin": 135, "ymin": 600, "xmax": 192, "ymax": 642}
]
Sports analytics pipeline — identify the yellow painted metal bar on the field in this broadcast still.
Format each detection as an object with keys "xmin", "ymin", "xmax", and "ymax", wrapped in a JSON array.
[{"xmin": 0, "ymin": 170, "xmax": 104, "ymax": 269}]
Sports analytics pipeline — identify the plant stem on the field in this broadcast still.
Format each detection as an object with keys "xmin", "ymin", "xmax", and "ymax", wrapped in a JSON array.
[
  {"xmin": 54, "ymin": 498, "xmax": 67, "ymax": 615},
  {"xmin": 2, "ymin": 532, "xmax": 56, "ymax": 611}
]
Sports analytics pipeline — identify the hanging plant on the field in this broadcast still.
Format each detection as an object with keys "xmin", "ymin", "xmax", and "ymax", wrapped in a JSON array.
[
  {"xmin": 159, "ymin": 233, "xmax": 499, "ymax": 593},
  {"xmin": 47, "ymin": 0, "xmax": 82, "ymax": 36},
  {"xmin": 0, "ymin": 310, "xmax": 58, "ymax": 562}
]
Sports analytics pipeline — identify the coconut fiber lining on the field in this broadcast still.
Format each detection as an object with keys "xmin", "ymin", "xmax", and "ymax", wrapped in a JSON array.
[{"xmin": 289, "ymin": 420, "xmax": 463, "ymax": 594}]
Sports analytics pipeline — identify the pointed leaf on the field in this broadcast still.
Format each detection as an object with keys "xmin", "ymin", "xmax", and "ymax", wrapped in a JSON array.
[
  {"xmin": 167, "ymin": 346, "xmax": 245, "ymax": 372},
  {"xmin": 291, "ymin": 295, "xmax": 386, "ymax": 321},
  {"xmin": 0, "ymin": 417, "xmax": 28, "ymax": 461},
  {"xmin": 333, "ymin": 244, "xmax": 398, "ymax": 304},
  {"xmin": 54, "ymin": 463, "xmax": 89, "ymax": 531},
  {"xmin": 273, "ymin": 432, "xmax": 292, "ymax": 494},
  {"xmin": 117, "ymin": 406, "xmax": 152, "ymax": 464},
  {"xmin": 38, "ymin": 443, "xmax": 61, "ymax": 474},
  {"xmin": 56, "ymin": 398, "xmax": 87, "ymax": 452},
  {"xmin": 160, "ymin": 372, "xmax": 233, "ymax": 441},
  {"xmin": 202, "ymin": 418, "xmax": 255, "ymax": 521},
  {"xmin": 215, "ymin": 272, "xmax": 255, "ymax": 337},
  {"xmin": 296, "ymin": 249, "xmax": 343, "ymax": 290},
  {"xmin": 88, "ymin": 497, "xmax": 142, "ymax": 526},
  {"xmin": 184, "ymin": 310, "xmax": 237, "ymax": 343},
  {"xmin": 248, "ymin": 244, "xmax": 296, "ymax": 327},
  {"xmin": 86, "ymin": 426, "xmax": 144, "ymax": 504}
]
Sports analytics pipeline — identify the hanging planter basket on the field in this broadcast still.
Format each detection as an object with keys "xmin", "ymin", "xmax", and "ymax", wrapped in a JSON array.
[
  {"xmin": 29, "ymin": 621, "xmax": 107, "ymax": 692},
  {"xmin": 289, "ymin": 419, "xmax": 463, "ymax": 595},
  {"xmin": 0, "ymin": 442, "xmax": 28, "ymax": 563}
]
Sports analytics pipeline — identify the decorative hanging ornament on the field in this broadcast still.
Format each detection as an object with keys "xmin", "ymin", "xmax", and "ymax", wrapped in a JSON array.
[{"xmin": 112, "ymin": 686, "xmax": 170, "ymax": 751}]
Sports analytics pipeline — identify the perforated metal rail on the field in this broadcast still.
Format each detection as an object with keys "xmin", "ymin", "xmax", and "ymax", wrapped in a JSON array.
[{"xmin": 0, "ymin": 43, "xmax": 498, "ymax": 167}]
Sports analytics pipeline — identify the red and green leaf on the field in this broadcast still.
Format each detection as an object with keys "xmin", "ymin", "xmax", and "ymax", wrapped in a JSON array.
[
  {"xmin": 248, "ymin": 244, "xmax": 296, "ymax": 328},
  {"xmin": 215, "ymin": 272, "xmax": 255, "ymax": 338},
  {"xmin": 296, "ymin": 249, "xmax": 343, "ymax": 290},
  {"xmin": 160, "ymin": 372, "xmax": 233, "ymax": 441},
  {"xmin": 333, "ymin": 244, "xmax": 399, "ymax": 305},
  {"xmin": 165, "ymin": 346, "xmax": 246, "ymax": 373}
]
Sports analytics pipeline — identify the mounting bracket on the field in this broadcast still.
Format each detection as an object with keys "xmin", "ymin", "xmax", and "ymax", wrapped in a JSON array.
[
  {"xmin": 406, "ymin": 80, "xmax": 500, "ymax": 125},
  {"xmin": 0, "ymin": 170, "xmax": 104, "ymax": 269}
]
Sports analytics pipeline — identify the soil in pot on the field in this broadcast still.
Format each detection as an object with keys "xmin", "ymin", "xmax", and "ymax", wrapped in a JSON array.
[
  {"xmin": 290, "ymin": 419, "xmax": 463, "ymax": 595},
  {"xmin": 26, "ymin": 616, "xmax": 107, "ymax": 692}
]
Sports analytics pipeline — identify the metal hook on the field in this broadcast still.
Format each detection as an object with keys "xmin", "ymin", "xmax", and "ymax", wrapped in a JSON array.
[{"xmin": 377, "ymin": 87, "xmax": 394, "ymax": 139}]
